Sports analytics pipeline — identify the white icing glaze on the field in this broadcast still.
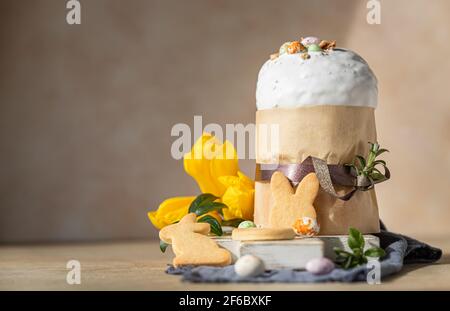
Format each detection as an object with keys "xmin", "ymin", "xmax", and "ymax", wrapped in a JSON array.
[{"xmin": 256, "ymin": 49, "xmax": 378, "ymax": 110}]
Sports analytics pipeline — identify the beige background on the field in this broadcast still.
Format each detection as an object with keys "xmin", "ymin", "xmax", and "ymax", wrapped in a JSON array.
[{"xmin": 0, "ymin": 0, "xmax": 449, "ymax": 242}]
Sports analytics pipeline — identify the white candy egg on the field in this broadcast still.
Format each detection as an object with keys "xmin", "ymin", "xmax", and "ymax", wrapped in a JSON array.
[{"xmin": 234, "ymin": 255, "xmax": 265, "ymax": 277}]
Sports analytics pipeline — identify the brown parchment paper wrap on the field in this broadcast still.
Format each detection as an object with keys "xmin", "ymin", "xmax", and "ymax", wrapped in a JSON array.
[{"xmin": 254, "ymin": 106, "xmax": 380, "ymax": 235}]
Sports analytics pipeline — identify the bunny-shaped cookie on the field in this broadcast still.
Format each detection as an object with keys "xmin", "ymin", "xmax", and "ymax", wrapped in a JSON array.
[
  {"xmin": 159, "ymin": 213, "xmax": 231, "ymax": 267},
  {"xmin": 269, "ymin": 172, "xmax": 320, "ymax": 236}
]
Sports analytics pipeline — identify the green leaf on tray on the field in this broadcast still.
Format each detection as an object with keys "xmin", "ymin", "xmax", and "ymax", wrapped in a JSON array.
[
  {"xmin": 343, "ymin": 256, "xmax": 353, "ymax": 269},
  {"xmin": 197, "ymin": 215, "xmax": 223, "ymax": 236},
  {"xmin": 333, "ymin": 247, "xmax": 352, "ymax": 257},
  {"xmin": 334, "ymin": 227, "xmax": 386, "ymax": 269},
  {"xmin": 348, "ymin": 227, "xmax": 365, "ymax": 250},
  {"xmin": 352, "ymin": 248, "xmax": 362, "ymax": 257},
  {"xmin": 364, "ymin": 247, "xmax": 386, "ymax": 258}
]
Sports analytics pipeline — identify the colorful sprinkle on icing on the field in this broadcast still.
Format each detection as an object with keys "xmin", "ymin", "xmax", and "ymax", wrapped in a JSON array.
[
  {"xmin": 270, "ymin": 36, "xmax": 336, "ymax": 60},
  {"xmin": 307, "ymin": 44, "xmax": 322, "ymax": 52}
]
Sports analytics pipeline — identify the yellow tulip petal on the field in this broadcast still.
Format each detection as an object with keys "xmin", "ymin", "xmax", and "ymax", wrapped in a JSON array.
[
  {"xmin": 237, "ymin": 171, "xmax": 255, "ymax": 189},
  {"xmin": 183, "ymin": 133, "xmax": 240, "ymax": 197},
  {"xmin": 183, "ymin": 134, "xmax": 221, "ymax": 196},
  {"xmin": 148, "ymin": 211, "xmax": 166, "ymax": 230},
  {"xmin": 148, "ymin": 196, "xmax": 195, "ymax": 229},
  {"xmin": 221, "ymin": 186, "xmax": 254, "ymax": 221},
  {"xmin": 219, "ymin": 172, "xmax": 254, "ymax": 190},
  {"xmin": 210, "ymin": 140, "xmax": 238, "ymax": 196},
  {"xmin": 240, "ymin": 189, "xmax": 255, "ymax": 220},
  {"xmin": 161, "ymin": 197, "xmax": 195, "ymax": 225},
  {"xmin": 156, "ymin": 196, "xmax": 195, "ymax": 216},
  {"xmin": 218, "ymin": 175, "xmax": 239, "ymax": 188}
]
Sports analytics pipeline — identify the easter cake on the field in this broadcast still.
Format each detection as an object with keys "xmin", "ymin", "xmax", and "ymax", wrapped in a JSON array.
[
  {"xmin": 254, "ymin": 37, "xmax": 388, "ymax": 235},
  {"xmin": 149, "ymin": 36, "xmax": 389, "ymax": 272}
]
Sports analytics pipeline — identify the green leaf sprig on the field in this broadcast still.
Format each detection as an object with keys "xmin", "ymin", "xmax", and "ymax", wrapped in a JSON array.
[
  {"xmin": 346, "ymin": 142, "xmax": 390, "ymax": 187},
  {"xmin": 334, "ymin": 227, "xmax": 386, "ymax": 269}
]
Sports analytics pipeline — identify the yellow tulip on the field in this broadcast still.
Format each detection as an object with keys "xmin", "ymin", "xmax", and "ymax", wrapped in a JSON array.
[
  {"xmin": 210, "ymin": 140, "xmax": 239, "ymax": 195},
  {"xmin": 219, "ymin": 171, "xmax": 255, "ymax": 221},
  {"xmin": 220, "ymin": 171, "xmax": 254, "ymax": 189},
  {"xmin": 149, "ymin": 133, "xmax": 254, "ymax": 230},
  {"xmin": 148, "ymin": 196, "xmax": 195, "ymax": 230},
  {"xmin": 184, "ymin": 133, "xmax": 238, "ymax": 197},
  {"xmin": 183, "ymin": 134, "xmax": 220, "ymax": 196}
]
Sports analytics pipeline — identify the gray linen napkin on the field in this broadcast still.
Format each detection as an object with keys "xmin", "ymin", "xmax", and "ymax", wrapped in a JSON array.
[{"xmin": 166, "ymin": 228, "xmax": 442, "ymax": 283}]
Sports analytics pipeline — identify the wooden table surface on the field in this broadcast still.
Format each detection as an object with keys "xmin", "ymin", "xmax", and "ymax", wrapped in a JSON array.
[{"xmin": 1, "ymin": 236, "xmax": 449, "ymax": 290}]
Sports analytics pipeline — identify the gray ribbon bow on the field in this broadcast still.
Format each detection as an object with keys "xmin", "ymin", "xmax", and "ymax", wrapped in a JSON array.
[{"xmin": 255, "ymin": 156, "xmax": 390, "ymax": 201}]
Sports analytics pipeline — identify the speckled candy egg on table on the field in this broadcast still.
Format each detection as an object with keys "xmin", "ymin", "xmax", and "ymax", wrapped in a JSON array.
[{"xmin": 305, "ymin": 257, "xmax": 335, "ymax": 275}]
